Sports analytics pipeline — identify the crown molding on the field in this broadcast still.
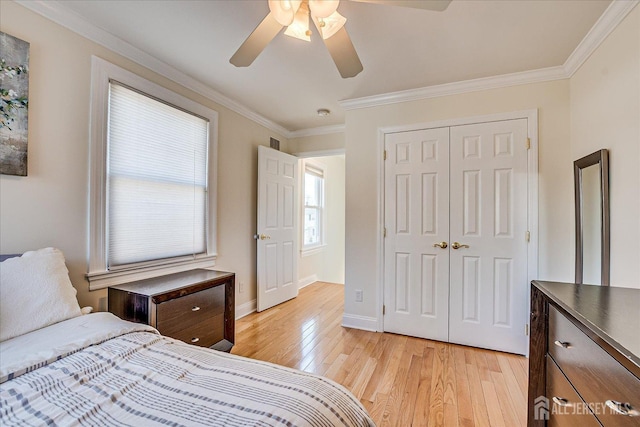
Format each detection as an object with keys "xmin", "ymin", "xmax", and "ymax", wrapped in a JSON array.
[
  {"xmin": 288, "ymin": 124, "xmax": 346, "ymax": 138},
  {"xmin": 563, "ymin": 0, "xmax": 639, "ymax": 76},
  {"xmin": 15, "ymin": 0, "xmax": 291, "ymax": 138},
  {"xmin": 341, "ymin": 0, "xmax": 638, "ymax": 112},
  {"xmin": 340, "ymin": 66, "xmax": 567, "ymax": 110}
]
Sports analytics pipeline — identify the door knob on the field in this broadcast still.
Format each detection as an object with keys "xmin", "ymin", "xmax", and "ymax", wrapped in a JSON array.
[
  {"xmin": 451, "ymin": 242, "xmax": 470, "ymax": 250},
  {"xmin": 253, "ymin": 234, "xmax": 271, "ymax": 240},
  {"xmin": 433, "ymin": 242, "xmax": 448, "ymax": 249}
]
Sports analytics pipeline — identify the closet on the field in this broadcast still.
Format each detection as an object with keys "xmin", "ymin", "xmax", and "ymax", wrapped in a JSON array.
[{"xmin": 383, "ymin": 118, "xmax": 530, "ymax": 355}]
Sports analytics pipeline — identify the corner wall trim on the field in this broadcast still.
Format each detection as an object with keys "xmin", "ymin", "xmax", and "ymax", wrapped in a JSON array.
[
  {"xmin": 298, "ymin": 275, "xmax": 318, "ymax": 289},
  {"xmin": 235, "ymin": 299, "xmax": 257, "ymax": 320},
  {"xmin": 563, "ymin": 0, "xmax": 639, "ymax": 76},
  {"xmin": 341, "ymin": 314, "xmax": 379, "ymax": 332}
]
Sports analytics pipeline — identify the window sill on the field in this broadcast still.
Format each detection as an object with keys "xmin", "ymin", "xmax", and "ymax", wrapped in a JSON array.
[
  {"xmin": 300, "ymin": 245, "xmax": 326, "ymax": 257},
  {"xmin": 87, "ymin": 255, "xmax": 217, "ymax": 290}
]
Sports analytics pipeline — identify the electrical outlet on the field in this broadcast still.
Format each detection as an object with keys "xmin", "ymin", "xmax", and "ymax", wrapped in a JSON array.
[
  {"xmin": 355, "ymin": 289, "xmax": 363, "ymax": 302},
  {"xmin": 239, "ymin": 281, "xmax": 245, "ymax": 293}
]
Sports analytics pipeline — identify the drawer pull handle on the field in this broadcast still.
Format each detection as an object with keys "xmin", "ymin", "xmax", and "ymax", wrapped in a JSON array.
[
  {"xmin": 192, "ymin": 306, "xmax": 201, "ymax": 312},
  {"xmin": 605, "ymin": 400, "xmax": 638, "ymax": 416},
  {"xmin": 191, "ymin": 337, "xmax": 200, "ymax": 343},
  {"xmin": 553, "ymin": 340, "xmax": 571, "ymax": 348},
  {"xmin": 552, "ymin": 397, "xmax": 571, "ymax": 407}
]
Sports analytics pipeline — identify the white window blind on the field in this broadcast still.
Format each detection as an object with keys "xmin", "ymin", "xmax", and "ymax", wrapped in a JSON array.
[{"xmin": 107, "ymin": 81, "xmax": 209, "ymax": 267}]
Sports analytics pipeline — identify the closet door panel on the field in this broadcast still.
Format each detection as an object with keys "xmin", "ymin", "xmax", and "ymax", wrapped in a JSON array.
[
  {"xmin": 384, "ymin": 128, "xmax": 450, "ymax": 341},
  {"xmin": 449, "ymin": 119, "xmax": 529, "ymax": 355}
]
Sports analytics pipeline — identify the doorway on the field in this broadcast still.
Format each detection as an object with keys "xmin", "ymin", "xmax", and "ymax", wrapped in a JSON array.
[{"xmin": 298, "ymin": 153, "xmax": 346, "ymax": 287}]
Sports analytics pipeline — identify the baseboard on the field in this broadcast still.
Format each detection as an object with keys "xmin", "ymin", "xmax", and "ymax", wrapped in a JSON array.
[
  {"xmin": 235, "ymin": 299, "xmax": 256, "ymax": 319},
  {"xmin": 298, "ymin": 274, "xmax": 318, "ymax": 289},
  {"xmin": 341, "ymin": 313, "xmax": 379, "ymax": 332}
]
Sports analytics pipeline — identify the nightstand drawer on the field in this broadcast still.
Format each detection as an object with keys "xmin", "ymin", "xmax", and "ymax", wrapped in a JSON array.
[
  {"xmin": 547, "ymin": 356, "xmax": 600, "ymax": 427},
  {"xmin": 156, "ymin": 285, "xmax": 225, "ymax": 337},
  {"xmin": 169, "ymin": 315, "xmax": 225, "ymax": 348},
  {"xmin": 549, "ymin": 305, "xmax": 640, "ymax": 426}
]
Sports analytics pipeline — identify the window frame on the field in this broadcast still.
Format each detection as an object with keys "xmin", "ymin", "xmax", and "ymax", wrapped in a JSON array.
[
  {"xmin": 87, "ymin": 57, "xmax": 218, "ymax": 290},
  {"xmin": 301, "ymin": 160, "xmax": 325, "ymax": 255}
]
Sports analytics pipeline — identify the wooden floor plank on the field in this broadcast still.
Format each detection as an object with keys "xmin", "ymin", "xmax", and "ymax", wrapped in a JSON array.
[
  {"xmin": 397, "ymin": 354, "xmax": 423, "ymax": 427},
  {"xmin": 233, "ymin": 282, "xmax": 528, "ymax": 426},
  {"xmin": 428, "ymin": 343, "xmax": 446, "ymax": 427},
  {"xmin": 453, "ymin": 345, "xmax": 475, "ymax": 426},
  {"xmin": 411, "ymin": 344, "xmax": 435, "ymax": 426},
  {"xmin": 481, "ymin": 380, "xmax": 506, "ymax": 427}
]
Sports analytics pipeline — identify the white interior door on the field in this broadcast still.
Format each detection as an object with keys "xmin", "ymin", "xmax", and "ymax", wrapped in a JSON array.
[
  {"xmin": 384, "ymin": 128, "xmax": 450, "ymax": 341},
  {"xmin": 383, "ymin": 118, "xmax": 530, "ymax": 355},
  {"xmin": 256, "ymin": 145, "xmax": 298, "ymax": 312},
  {"xmin": 448, "ymin": 119, "xmax": 529, "ymax": 354}
]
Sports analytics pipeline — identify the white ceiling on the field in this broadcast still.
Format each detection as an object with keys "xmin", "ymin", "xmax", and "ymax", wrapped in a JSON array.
[{"xmin": 54, "ymin": 0, "xmax": 611, "ymax": 132}]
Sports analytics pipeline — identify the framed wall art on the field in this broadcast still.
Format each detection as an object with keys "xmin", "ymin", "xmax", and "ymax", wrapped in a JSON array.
[{"xmin": 0, "ymin": 32, "xmax": 30, "ymax": 176}]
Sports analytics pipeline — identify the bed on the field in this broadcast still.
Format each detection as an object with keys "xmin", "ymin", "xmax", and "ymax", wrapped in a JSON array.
[{"xmin": 0, "ymin": 249, "xmax": 375, "ymax": 426}]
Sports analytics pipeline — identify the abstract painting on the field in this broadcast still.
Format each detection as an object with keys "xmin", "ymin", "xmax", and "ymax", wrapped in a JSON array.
[{"xmin": 0, "ymin": 32, "xmax": 29, "ymax": 176}]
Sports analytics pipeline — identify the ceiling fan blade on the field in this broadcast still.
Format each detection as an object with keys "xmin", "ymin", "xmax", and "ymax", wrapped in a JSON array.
[
  {"xmin": 230, "ymin": 13, "xmax": 284, "ymax": 67},
  {"xmin": 349, "ymin": 0, "xmax": 452, "ymax": 12},
  {"xmin": 321, "ymin": 27, "xmax": 363, "ymax": 78}
]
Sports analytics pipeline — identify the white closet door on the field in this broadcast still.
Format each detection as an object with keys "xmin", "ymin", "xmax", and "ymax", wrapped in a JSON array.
[
  {"xmin": 448, "ymin": 119, "xmax": 529, "ymax": 354},
  {"xmin": 384, "ymin": 128, "xmax": 450, "ymax": 341}
]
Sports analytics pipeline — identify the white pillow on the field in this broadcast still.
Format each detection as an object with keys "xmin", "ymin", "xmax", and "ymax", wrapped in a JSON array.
[{"xmin": 0, "ymin": 248, "xmax": 82, "ymax": 341}]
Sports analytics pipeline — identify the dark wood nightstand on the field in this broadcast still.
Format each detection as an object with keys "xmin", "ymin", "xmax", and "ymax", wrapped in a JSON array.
[{"xmin": 108, "ymin": 269, "xmax": 235, "ymax": 352}]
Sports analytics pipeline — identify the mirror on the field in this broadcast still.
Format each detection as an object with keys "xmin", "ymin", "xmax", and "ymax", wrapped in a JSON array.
[{"xmin": 574, "ymin": 149, "xmax": 609, "ymax": 285}]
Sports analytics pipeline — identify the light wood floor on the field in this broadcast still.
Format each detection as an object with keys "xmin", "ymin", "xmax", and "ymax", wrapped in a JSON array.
[{"xmin": 232, "ymin": 282, "xmax": 528, "ymax": 426}]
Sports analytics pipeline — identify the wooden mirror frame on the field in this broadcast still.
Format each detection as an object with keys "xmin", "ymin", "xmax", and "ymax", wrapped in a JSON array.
[{"xmin": 574, "ymin": 149, "xmax": 609, "ymax": 285}]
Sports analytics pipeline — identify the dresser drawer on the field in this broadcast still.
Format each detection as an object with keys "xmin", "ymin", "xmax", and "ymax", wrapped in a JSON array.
[
  {"xmin": 549, "ymin": 306, "xmax": 640, "ymax": 426},
  {"xmin": 547, "ymin": 356, "xmax": 601, "ymax": 427},
  {"xmin": 155, "ymin": 285, "xmax": 225, "ymax": 337}
]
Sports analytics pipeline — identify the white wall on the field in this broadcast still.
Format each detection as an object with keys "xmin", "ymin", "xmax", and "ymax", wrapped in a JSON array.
[
  {"xmin": 290, "ymin": 132, "xmax": 345, "ymax": 155},
  {"xmin": 322, "ymin": 155, "xmax": 346, "ymax": 284},
  {"xmin": 344, "ymin": 80, "xmax": 573, "ymax": 321},
  {"xmin": 0, "ymin": 2, "xmax": 288, "ymax": 311},
  {"xmin": 570, "ymin": 5, "xmax": 640, "ymax": 289}
]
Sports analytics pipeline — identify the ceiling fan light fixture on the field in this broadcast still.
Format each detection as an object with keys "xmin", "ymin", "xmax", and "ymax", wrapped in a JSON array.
[
  {"xmin": 308, "ymin": 0, "xmax": 340, "ymax": 19},
  {"xmin": 314, "ymin": 11, "xmax": 346, "ymax": 40},
  {"xmin": 284, "ymin": 2, "xmax": 312, "ymax": 41},
  {"xmin": 268, "ymin": 0, "xmax": 302, "ymax": 26}
]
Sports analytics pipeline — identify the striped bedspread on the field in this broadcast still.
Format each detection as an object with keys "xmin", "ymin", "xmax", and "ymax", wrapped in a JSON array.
[{"xmin": 1, "ymin": 329, "xmax": 374, "ymax": 426}]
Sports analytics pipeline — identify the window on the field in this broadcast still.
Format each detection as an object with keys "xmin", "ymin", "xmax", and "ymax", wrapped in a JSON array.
[
  {"xmin": 302, "ymin": 163, "xmax": 324, "ymax": 251},
  {"xmin": 88, "ymin": 57, "xmax": 218, "ymax": 289}
]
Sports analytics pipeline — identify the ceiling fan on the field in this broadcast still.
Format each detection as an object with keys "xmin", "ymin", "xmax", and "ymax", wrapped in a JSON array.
[{"xmin": 230, "ymin": 0, "xmax": 451, "ymax": 78}]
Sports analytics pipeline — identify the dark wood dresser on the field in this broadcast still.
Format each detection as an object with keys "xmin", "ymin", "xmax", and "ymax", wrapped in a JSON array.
[
  {"xmin": 108, "ymin": 269, "xmax": 235, "ymax": 352},
  {"xmin": 528, "ymin": 281, "xmax": 640, "ymax": 426}
]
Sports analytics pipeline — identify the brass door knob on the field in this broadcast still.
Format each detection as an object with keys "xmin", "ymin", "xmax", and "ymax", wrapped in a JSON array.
[
  {"xmin": 433, "ymin": 242, "xmax": 448, "ymax": 249},
  {"xmin": 253, "ymin": 234, "xmax": 271, "ymax": 240},
  {"xmin": 451, "ymin": 242, "xmax": 470, "ymax": 250}
]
